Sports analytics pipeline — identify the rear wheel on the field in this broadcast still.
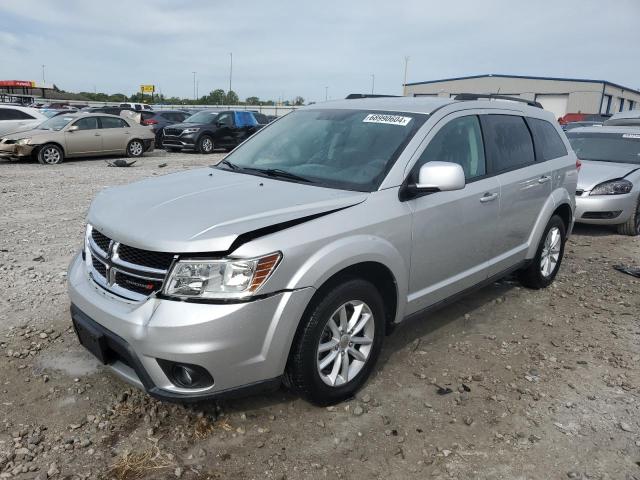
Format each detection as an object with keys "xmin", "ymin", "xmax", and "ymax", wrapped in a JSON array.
[
  {"xmin": 126, "ymin": 139, "xmax": 145, "ymax": 158},
  {"xmin": 616, "ymin": 198, "xmax": 640, "ymax": 236},
  {"xmin": 285, "ymin": 278, "xmax": 385, "ymax": 405},
  {"xmin": 197, "ymin": 135, "xmax": 214, "ymax": 154},
  {"xmin": 37, "ymin": 144, "xmax": 64, "ymax": 165},
  {"xmin": 518, "ymin": 215, "xmax": 566, "ymax": 289}
]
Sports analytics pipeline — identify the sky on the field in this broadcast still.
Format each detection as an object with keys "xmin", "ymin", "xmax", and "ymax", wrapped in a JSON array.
[{"xmin": 1, "ymin": 0, "xmax": 639, "ymax": 103}]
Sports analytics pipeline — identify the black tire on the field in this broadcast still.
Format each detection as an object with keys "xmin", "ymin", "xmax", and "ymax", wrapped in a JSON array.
[
  {"xmin": 126, "ymin": 139, "xmax": 145, "ymax": 158},
  {"xmin": 37, "ymin": 144, "xmax": 64, "ymax": 165},
  {"xmin": 197, "ymin": 135, "xmax": 214, "ymax": 154},
  {"xmin": 285, "ymin": 278, "xmax": 386, "ymax": 406},
  {"xmin": 518, "ymin": 215, "xmax": 566, "ymax": 289},
  {"xmin": 616, "ymin": 198, "xmax": 640, "ymax": 236}
]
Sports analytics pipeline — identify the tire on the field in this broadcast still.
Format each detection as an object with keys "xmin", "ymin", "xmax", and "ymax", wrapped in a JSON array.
[
  {"xmin": 616, "ymin": 198, "xmax": 640, "ymax": 236},
  {"xmin": 197, "ymin": 135, "xmax": 214, "ymax": 154},
  {"xmin": 285, "ymin": 278, "xmax": 386, "ymax": 406},
  {"xmin": 518, "ymin": 215, "xmax": 566, "ymax": 289},
  {"xmin": 126, "ymin": 139, "xmax": 145, "ymax": 158},
  {"xmin": 37, "ymin": 144, "xmax": 64, "ymax": 165}
]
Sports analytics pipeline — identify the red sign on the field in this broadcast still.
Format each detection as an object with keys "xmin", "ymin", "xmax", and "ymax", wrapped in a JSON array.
[{"xmin": 0, "ymin": 80, "xmax": 37, "ymax": 88}]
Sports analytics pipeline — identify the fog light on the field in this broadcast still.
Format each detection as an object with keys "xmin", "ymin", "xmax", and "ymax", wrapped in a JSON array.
[{"xmin": 157, "ymin": 359, "xmax": 214, "ymax": 389}]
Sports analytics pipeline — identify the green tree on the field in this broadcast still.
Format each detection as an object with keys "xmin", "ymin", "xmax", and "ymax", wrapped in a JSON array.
[
  {"xmin": 294, "ymin": 96, "xmax": 305, "ymax": 106},
  {"xmin": 225, "ymin": 90, "xmax": 239, "ymax": 105},
  {"xmin": 204, "ymin": 89, "xmax": 226, "ymax": 105},
  {"xmin": 245, "ymin": 96, "xmax": 260, "ymax": 105}
]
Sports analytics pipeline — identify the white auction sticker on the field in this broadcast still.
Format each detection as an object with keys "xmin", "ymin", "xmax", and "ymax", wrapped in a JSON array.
[
  {"xmin": 622, "ymin": 133, "xmax": 640, "ymax": 139},
  {"xmin": 363, "ymin": 113, "xmax": 412, "ymax": 126}
]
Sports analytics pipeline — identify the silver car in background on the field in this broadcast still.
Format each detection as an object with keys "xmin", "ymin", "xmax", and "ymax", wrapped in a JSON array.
[
  {"xmin": 0, "ymin": 113, "xmax": 155, "ymax": 165},
  {"xmin": 68, "ymin": 96, "xmax": 577, "ymax": 405},
  {"xmin": 567, "ymin": 126, "xmax": 640, "ymax": 235}
]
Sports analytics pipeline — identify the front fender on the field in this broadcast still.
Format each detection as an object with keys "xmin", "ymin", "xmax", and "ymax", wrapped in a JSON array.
[{"xmin": 285, "ymin": 235, "xmax": 409, "ymax": 323}]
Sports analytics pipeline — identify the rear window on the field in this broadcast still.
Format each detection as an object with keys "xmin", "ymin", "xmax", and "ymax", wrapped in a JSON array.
[
  {"xmin": 567, "ymin": 132, "xmax": 640, "ymax": 165},
  {"xmin": 481, "ymin": 115, "xmax": 535, "ymax": 173},
  {"xmin": 100, "ymin": 117, "xmax": 128, "ymax": 128},
  {"xmin": 526, "ymin": 118, "xmax": 568, "ymax": 161}
]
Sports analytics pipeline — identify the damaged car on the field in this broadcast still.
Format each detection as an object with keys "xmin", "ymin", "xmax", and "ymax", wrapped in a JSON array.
[
  {"xmin": 68, "ymin": 96, "xmax": 577, "ymax": 405},
  {"xmin": 0, "ymin": 113, "xmax": 155, "ymax": 165}
]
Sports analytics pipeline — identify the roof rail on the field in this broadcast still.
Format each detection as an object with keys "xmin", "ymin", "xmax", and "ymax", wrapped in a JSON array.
[
  {"xmin": 345, "ymin": 93, "xmax": 401, "ymax": 100},
  {"xmin": 453, "ymin": 93, "xmax": 542, "ymax": 109}
]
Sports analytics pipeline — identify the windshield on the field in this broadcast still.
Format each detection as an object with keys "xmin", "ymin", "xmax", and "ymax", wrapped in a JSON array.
[
  {"xmin": 219, "ymin": 109, "xmax": 427, "ymax": 191},
  {"xmin": 567, "ymin": 131, "xmax": 640, "ymax": 165},
  {"xmin": 37, "ymin": 115, "xmax": 76, "ymax": 131},
  {"xmin": 185, "ymin": 111, "xmax": 219, "ymax": 124},
  {"xmin": 41, "ymin": 110, "xmax": 60, "ymax": 118}
]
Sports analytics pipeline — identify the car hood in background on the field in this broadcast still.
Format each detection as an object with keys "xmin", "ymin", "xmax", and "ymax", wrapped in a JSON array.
[
  {"xmin": 577, "ymin": 160, "xmax": 639, "ymax": 191},
  {"xmin": 88, "ymin": 168, "xmax": 368, "ymax": 253}
]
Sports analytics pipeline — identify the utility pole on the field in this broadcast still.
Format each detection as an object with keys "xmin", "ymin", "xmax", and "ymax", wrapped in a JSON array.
[
  {"xmin": 41, "ymin": 65, "xmax": 46, "ymax": 84},
  {"xmin": 192, "ymin": 72, "xmax": 197, "ymax": 101},
  {"xmin": 325, "ymin": 86, "xmax": 328, "ymax": 101},
  {"xmin": 371, "ymin": 74, "xmax": 375, "ymax": 95},
  {"xmin": 229, "ymin": 52, "xmax": 233, "ymax": 97},
  {"xmin": 403, "ymin": 56, "xmax": 409, "ymax": 96}
]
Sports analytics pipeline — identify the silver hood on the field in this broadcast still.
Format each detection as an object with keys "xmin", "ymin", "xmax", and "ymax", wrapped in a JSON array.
[
  {"xmin": 577, "ymin": 160, "xmax": 639, "ymax": 191},
  {"xmin": 88, "ymin": 168, "xmax": 368, "ymax": 253}
]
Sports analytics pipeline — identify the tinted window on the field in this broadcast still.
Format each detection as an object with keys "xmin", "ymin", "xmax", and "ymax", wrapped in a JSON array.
[
  {"xmin": 73, "ymin": 117, "xmax": 99, "ymax": 130},
  {"xmin": 254, "ymin": 113, "xmax": 268, "ymax": 124},
  {"xmin": 217, "ymin": 112, "xmax": 233, "ymax": 126},
  {"xmin": 185, "ymin": 111, "xmax": 219, "ymax": 124},
  {"xmin": 526, "ymin": 118, "xmax": 568, "ymax": 161},
  {"xmin": 141, "ymin": 112, "xmax": 156, "ymax": 121},
  {"xmin": 0, "ymin": 109, "xmax": 35, "ymax": 120},
  {"xmin": 415, "ymin": 115, "xmax": 486, "ymax": 179},
  {"xmin": 100, "ymin": 117, "xmax": 128, "ymax": 129},
  {"xmin": 482, "ymin": 115, "xmax": 535, "ymax": 172},
  {"xmin": 567, "ymin": 132, "xmax": 640, "ymax": 165}
]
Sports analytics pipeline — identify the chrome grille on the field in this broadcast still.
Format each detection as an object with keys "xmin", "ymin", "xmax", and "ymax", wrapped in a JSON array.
[{"xmin": 85, "ymin": 225, "xmax": 177, "ymax": 301}]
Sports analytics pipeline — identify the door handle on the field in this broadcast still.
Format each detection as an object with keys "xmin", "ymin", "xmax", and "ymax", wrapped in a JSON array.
[
  {"xmin": 480, "ymin": 192, "xmax": 499, "ymax": 203},
  {"xmin": 538, "ymin": 175, "xmax": 551, "ymax": 184}
]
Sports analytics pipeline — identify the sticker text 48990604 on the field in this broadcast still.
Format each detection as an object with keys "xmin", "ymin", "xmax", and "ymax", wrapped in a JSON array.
[{"xmin": 363, "ymin": 114, "xmax": 412, "ymax": 126}]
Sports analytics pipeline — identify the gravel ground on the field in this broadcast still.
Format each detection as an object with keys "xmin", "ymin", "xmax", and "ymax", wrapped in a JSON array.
[{"xmin": 0, "ymin": 151, "xmax": 639, "ymax": 480}]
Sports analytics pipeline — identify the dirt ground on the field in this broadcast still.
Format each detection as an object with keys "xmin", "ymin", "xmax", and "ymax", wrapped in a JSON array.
[{"xmin": 0, "ymin": 151, "xmax": 639, "ymax": 480}]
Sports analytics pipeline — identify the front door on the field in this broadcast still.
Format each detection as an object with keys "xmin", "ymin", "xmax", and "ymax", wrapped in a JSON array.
[
  {"xmin": 214, "ymin": 112, "xmax": 234, "ymax": 147},
  {"xmin": 406, "ymin": 114, "xmax": 499, "ymax": 315},
  {"xmin": 65, "ymin": 117, "xmax": 101, "ymax": 155}
]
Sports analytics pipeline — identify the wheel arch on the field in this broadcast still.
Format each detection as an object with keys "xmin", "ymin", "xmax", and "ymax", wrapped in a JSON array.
[
  {"xmin": 525, "ymin": 188, "xmax": 575, "ymax": 259},
  {"xmin": 35, "ymin": 141, "xmax": 66, "ymax": 156}
]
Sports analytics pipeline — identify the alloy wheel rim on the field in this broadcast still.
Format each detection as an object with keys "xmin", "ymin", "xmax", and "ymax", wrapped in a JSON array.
[
  {"xmin": 203, "ymin": 138, "xmax": 213, "ymax": 152},
  {"xmin": 43, "ymin": 148, "xmax": 60, "ymax": 164},
  {"xmin": 540, "ymin": 226, "xmax": 561, "ymax": 277},
  {"xmin": 316, "ymin": 300, "xmax": 375, "ymax": 387},
  {"xmin": 130, "ymin": 142, "xmax": 143, "ymax": 155}
]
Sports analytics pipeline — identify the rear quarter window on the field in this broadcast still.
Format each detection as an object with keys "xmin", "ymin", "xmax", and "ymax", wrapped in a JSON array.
[
  {"xmin": 481, "ymin": 115, "xmax": 535, "ymax": 173},
  {"xmin": 0, "ymin": 109, "xmax": 35, "ymax": 120},
  {"xmin": 526, "ymin": 117, "xmax": 568, "ymax": 161}
]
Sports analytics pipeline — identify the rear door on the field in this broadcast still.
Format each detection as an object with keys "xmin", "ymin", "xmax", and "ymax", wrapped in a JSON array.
[
  {"xmin": 65, "ymin": 117, "xmax": 101, "ymax": 155},
  {"xmin": 406, "ymin": 113, "xmax": 500, "ymax": 314},
  {"xmin": 99, "ymin": 116, "xmax": 131, "ymax": 153},
  {"xmin": 480, "ymin": 114, "xmax": 552, "ymax": 276},
  {"xmin": 214, "ymin": 112, "xmax": 234, "ymax": 147}
]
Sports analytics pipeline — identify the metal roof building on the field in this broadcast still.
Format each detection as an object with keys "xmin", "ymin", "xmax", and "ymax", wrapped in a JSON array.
[{"xmin": 403, "ymin": 74, "xmax": 640, "ymax": 120}]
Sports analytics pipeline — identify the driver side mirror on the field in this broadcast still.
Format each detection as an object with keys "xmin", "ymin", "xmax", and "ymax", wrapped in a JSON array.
[
  {"xmin": 402, "ymin": 161, "xmax": 465, "ymax": 200},
  {"xmin": 67, "ymin": 125, "xmax": 79, "ymax": 132}
]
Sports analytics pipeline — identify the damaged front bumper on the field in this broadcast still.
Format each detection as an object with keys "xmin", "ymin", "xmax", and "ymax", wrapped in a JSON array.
[{"xmin": 0, "ymin": 142, "xmax": 35, "ymax": 159}]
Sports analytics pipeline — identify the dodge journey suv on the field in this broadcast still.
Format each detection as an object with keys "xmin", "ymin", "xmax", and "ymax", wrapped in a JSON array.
[{"xmin": 68, "ymin": 95, "xmax": 577, "ymax": 405}]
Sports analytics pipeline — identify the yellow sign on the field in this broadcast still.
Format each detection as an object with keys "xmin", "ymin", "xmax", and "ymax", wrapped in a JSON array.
[{"xmin": 140, "ymin": 84, "xmax": 155, "ymax": 94}]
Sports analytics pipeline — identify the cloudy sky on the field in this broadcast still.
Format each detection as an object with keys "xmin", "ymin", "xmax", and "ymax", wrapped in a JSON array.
[{"xmin": 1, "ymin": 0, "xmax": 639, "ymax": 103}]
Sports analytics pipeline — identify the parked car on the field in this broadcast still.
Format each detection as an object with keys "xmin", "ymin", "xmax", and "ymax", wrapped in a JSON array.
[
  {"xmin": 162, "ymin": 110, "xmax": 260, "ymax": 153},
  {"xmin": 603, "ymin": 110, "xmax": 640, "ymax": 127},
  {"xmin": 40, "ymin": 108, "xmax": 78, "ymax": 118},
  {"xmin": 120, "ymin": 102, "xmax": 153, "ymax": 111},
  {"xmin": 140, "ymin": 110, "xmax": 191, "ymax": 147},
  {"xmin": 0, "ymin": 113, "xmax": 155, "ymax": 165},
  {"xmin": 562, "ymin": 121, "xmax": 602, "ymax": 131},
  {"xmin": 0, "ymin": 105, "xmax": 47, "ymax": 136},
  {"xmin": 251, "ymin": 111, "xmax": 270, "ymax": 125},
  {"xmin": 558, "ymin": 113, "xmax": 610, "ymax": 125},
  {"xmin": 567, "ymin": 126, "xmax": 640, "ymax": 235},
  {"xmin": 68, "ymin": 96, "xmax": 577, "ymax": 405}
]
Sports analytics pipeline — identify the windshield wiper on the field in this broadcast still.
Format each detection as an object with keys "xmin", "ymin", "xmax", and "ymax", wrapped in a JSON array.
[
  {"xmin": 218, "ymin": 159, "xmax": 238, "ymax": 170},
  {"xmin": 244, "ymin": 167, "xmax": 314, "ymax": 183}
]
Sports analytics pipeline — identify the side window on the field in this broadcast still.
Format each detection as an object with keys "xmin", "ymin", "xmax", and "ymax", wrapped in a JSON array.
[
  {"xmin": 526, "ymin": 117, "xmax": 568, "ymax": 161},
  {"xmin": 100, "ymin": 117, "xmax": 128, "ymax": 129},
  {"xmin": 0, "ymin": 109, "xmax": 35, "ymax": 120},
  {"xmin": 217, "ymin": 113, "xmax": 233, "ymax": 126},
  {"xmin": 481, "ymin": 115, "xmax": 535, "ymax": 173},
  {"xmin": 73, "ymin": 117, "xmax": 99, "ymax": 130},
  {"xmin": 0, "ymin": 109, "xmax": 14, "ymax": 120},
  {"xmin": 415, "ymin": 115, "xmax": 486, "ymax": 180}
]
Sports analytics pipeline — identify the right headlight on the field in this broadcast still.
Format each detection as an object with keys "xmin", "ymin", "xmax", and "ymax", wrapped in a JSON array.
[
  {"xmin": 163, "ymin": 252, "xmax": 281, "ymax": 300},
  {"xmin": 589, "ymin": 179, "xmax": 633, "ymax": 195},
  {"xmin": 183, "ymin": 127, "xmax": 200, "ymax": 134}
]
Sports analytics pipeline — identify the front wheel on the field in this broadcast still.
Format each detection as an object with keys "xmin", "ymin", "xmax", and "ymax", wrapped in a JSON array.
[
  {"xmin": 285, "ymin": 278, "xmax": 385, "ymax": 405},
  {"xmin": 518, "ymin": 215, "xmax": 566, "ymax": 289},
  {"xmin": 126, "ymin": 139, "xmax": 145, "ymax": 158},
  {"xmin": 616, "ymin": 198, "xmax": 640, "ymax": 236},
  {"xmin": 37, "ymin": 144, "xmax": 64, "ymax": 165},
  {"xmin": 197, "ymin": 135, "xmax": 214, "ymax": 154}
]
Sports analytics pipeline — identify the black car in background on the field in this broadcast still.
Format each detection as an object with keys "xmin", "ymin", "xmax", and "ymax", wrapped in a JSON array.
[
  {"xmin": 141, "ymin": 110, "xmax": 191, "ymax": 147},
  {"xmin": 162, "ymin": 110, "xmax": 261, "ymax": 153}
]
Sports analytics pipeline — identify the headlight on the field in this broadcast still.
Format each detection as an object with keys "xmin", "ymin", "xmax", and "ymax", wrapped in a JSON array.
[
  {"xmin": 183, "ymin": 128, "xmax": 200, "ymax": 134},
  {"xmin": 164, "ymin": 252, "xmax": 281, "ymax": 299},
  {"xmin": 590, "ymin": 179, "xmax": 633, "ymax": 195},
  {"xmin": 16, "ymin": 138, "xmax": 31, "ymax": 145}
]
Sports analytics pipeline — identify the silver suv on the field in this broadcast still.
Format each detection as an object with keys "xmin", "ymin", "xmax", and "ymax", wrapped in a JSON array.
[{"xmin": 68, "ymin": 96, "xmax": 577, "ymax": 405}]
